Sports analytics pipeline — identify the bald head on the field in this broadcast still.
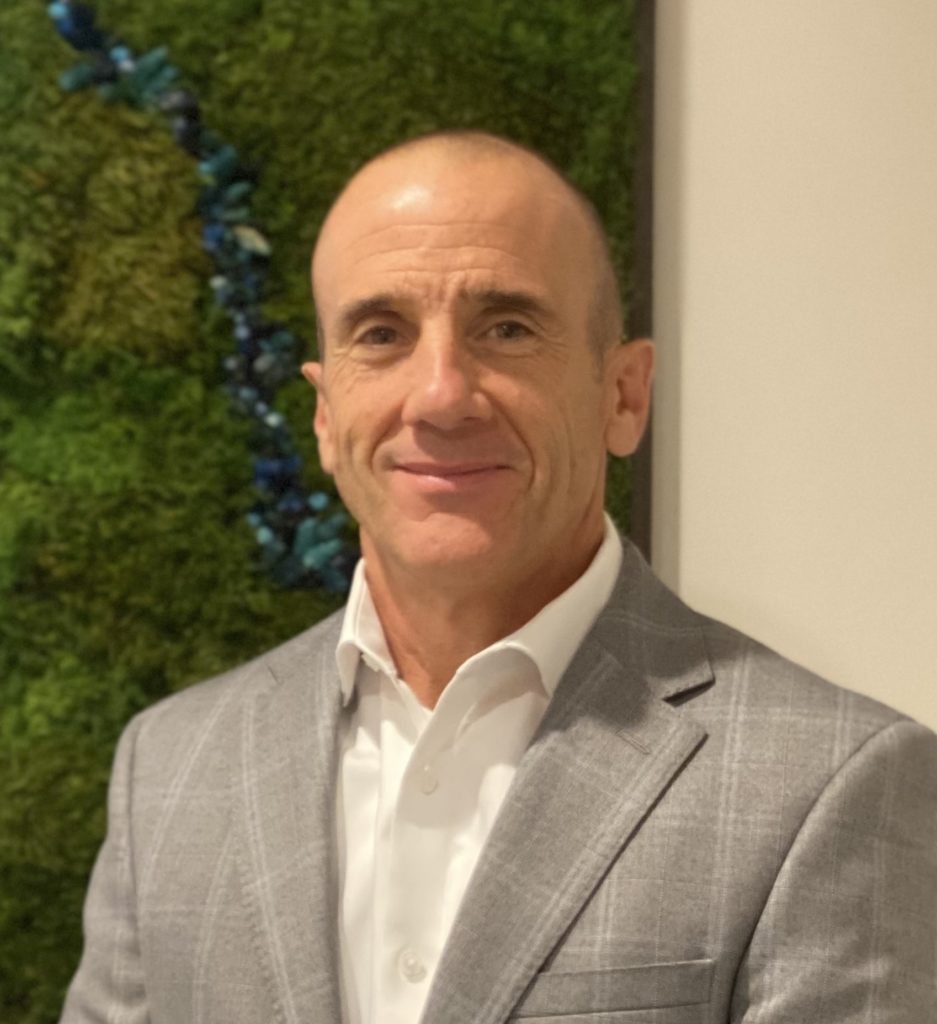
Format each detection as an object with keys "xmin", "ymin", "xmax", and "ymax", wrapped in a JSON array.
[{"xmin": 312, "ymin": 131, "xmax": 623, "ymax": 359}]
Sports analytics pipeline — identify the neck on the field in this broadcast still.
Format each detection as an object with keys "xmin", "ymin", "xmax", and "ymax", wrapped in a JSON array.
[{"xmin": 361, "ymin": 529, "xmax": 604, "ymax": 708}]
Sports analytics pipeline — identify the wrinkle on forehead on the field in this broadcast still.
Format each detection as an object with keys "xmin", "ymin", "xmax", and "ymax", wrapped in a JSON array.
[
  {"xmin": 316, "ymin": 208, "xmax": 588, "ymax": 303},
  {"xmin": 319, "ymin": 232, "xmax": 580, "ymax": 320},
  {"xmin": 338, "ymin": 231, "xmax": 560, "ymax": 275},
  {"xmin": 334, "ymin": 275, "xmax": 562, "ymax": 328},
  {"xmin": 331, "ymin": 193, "xmax": 578, "ymax": 258}
]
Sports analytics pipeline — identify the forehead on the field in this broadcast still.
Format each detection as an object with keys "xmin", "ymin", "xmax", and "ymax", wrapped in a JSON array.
[{"xmin": 312, "ymin": 150, "xmax": 596, "ymax": 315}]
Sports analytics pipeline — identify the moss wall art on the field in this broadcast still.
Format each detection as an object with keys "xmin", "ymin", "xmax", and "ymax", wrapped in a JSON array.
[{"xmin": 0, "ymin": 1, "xmax": 641, "ymax": 1018}]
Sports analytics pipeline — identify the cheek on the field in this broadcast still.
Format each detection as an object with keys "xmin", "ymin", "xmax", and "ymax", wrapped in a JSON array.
[
  {"xmin": 327, "ymin": 382, "xmax": 397, "ymax": 469},
  {"xmin": 553, "ymin": 390, "xmax": 609, "ymax": 478},
  {"xmin": 501, "ymin": 379, "xmax": 587, "ymax": 474},
  {"xmin": 329, "ymin": 413, "xmax": 370, "ymax": 476},
  {"xmin": 515, "ymin": 411, "xmax": 578, "ymax": 493}
]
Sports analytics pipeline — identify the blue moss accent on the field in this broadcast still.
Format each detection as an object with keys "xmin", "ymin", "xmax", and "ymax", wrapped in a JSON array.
[{"xmin": 49, "ymin": 0, "xmax": 355, "ymax": 593}]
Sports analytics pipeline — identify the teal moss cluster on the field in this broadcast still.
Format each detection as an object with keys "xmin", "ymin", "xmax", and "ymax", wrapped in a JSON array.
[{"xmin": 0, "ymin": 1, "xmax": 640, "ymax": 1018}]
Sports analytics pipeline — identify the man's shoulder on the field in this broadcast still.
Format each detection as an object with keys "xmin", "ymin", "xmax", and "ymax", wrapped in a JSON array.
[
  {"xmin": 124, "ymin": 607, "xmax": 345, "ymax": 756},
  {"xmin": 690, "ymin": 612, "xmax": 931, "ymax": 762},
  {"xmin": 604, "ymin": 542, "xmax": 926, "ymax": 748},
  {"xmin": 610, "ymin": 571, "xmax": 935, "ymax": 813},
  {"xmin": 708, "ymin": 609, "xmax": 911, "ymax": 718}
]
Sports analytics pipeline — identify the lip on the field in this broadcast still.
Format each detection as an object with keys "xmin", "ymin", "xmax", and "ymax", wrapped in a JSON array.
[
  {"xmin": 391, "ymin": 461, "xmax": 512, "ymax": 495},
  {"xmin": 396, "ymin": 461, "xmax": 507, "ymax": 475}
]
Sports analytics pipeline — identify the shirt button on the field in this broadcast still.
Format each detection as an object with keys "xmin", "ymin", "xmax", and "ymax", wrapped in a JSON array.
[
  {"xmin": 398, "ymin": 947, "xmax": 427, "ymax": 983},
  {"xmin": 419, "ymin": 764, "xmax": 438, "ymax": 794}
]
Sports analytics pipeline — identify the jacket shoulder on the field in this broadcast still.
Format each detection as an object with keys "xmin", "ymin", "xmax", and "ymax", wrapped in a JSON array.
[
  {"xmin": 690, "ymin": 614, "xmax": 932, "ymax": 773},
  {"xmin": 705, "ymin": 615, "xmax": 907, "ymax": 721},
  {"xmin": 121, "ymin": 608, "xmax": 344, "ymax": 765},
  {"xmin": 608, "ymin": 540, "xmax": 919, "ymax": 741}
]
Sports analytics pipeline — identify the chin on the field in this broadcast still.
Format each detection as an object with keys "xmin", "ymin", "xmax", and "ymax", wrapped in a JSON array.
[{"xmin": 370, "ymin": 513, "xmax": 516, "ymax": 575}]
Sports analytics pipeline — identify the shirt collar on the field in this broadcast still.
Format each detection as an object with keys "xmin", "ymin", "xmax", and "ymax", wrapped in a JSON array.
[
  {"xmin": 336, "ymin": 558, "xmax": 396, "ymax": 705},
  {"xmin": 335, "ymin": 514, "xmax": 623, "ymax": 705}
]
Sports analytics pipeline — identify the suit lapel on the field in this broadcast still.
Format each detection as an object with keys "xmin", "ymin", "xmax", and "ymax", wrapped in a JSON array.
[
  {"xmin": 231, "ymin": 614, "xmax": 345, "ymax": 1024},
  {"xmin": 421, "ymin": 545, "xmax": 714, "ymax": 1024}
]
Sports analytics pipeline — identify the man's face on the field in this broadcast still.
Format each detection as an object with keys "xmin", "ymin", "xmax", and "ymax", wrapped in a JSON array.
[{"xmin": 305, "ymin": 147, "xmax": 650, "ymax": 597}]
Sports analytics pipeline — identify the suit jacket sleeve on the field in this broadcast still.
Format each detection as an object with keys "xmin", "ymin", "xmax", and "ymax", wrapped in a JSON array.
[
  {"xmin": 731, "ymin": 718, "xmax": 937, "ymax": 1022},
  {"xmin": 60, "ymin": 715, "xmax": 149, "ymax": 1024}
]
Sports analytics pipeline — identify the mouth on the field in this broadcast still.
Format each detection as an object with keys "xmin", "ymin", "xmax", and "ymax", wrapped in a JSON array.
[
  {"xmin": 396, "ymin": 461, "xmax": 507, "ymax": 476},
  {"xmin": 391, "ymin": 461, "xmax": 512, "ymax": 495}
]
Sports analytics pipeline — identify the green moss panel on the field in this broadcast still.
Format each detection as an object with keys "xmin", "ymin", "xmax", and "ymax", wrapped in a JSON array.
[{"xmin": 0, "ymin": 1, "xmax": 639, "ymax": 1018}]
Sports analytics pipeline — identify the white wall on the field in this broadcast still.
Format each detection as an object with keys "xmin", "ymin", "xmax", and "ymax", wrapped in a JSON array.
[{"xmin": 652, "ymin": 1, "xmax": 937, "ymax": 730}]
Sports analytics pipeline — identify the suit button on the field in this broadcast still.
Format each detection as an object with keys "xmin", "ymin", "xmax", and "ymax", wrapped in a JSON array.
[
  {"xmin": 419, "ymin": 764, "xmax": 438, "ymax": 794},
  {"xmin": 399, "ymin": 947, "xmax": 427, "ymax": 982}
]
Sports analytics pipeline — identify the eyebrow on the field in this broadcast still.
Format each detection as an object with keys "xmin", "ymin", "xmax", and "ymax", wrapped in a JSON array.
[
  {"xmin": 335, "ymin": 294, "xmax": 398, "ymax": 335},
  {"xmin": 467, "ymin": 289, "xmax": 556, "ymax": 322},
  {"xmin": 335, "ymin": 288, "xmax": 557, "ymax": 335}
]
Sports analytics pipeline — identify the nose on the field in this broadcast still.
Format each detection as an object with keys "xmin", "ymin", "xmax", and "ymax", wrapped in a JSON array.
[{"xmin": 400, "ymin": 325, "xmax": 490, "ymax": 430}]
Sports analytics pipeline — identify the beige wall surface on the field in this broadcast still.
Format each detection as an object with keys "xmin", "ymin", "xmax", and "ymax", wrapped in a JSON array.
[{"xmin": 652, "ymin": 2, "xmax": 937, "ymax": 729}]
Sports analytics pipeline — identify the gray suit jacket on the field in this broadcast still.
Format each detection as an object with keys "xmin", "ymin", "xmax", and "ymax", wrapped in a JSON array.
[{"xmin": 62, "ymin": 542, "xmax": 937, "ymax": 1023}]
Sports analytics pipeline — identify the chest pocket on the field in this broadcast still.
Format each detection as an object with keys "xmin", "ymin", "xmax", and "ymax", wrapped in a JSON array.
[{"xmin": 509, "ymin": 958, "xmax": 714, "ymax": 1022}]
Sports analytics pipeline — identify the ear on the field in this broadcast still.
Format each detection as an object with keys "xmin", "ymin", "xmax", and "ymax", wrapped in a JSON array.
[
  {"xmin": 603, "ymin": 339, "xmax": 654, "ymax": 457},
  {"xmin": 301, "ymin": 361, "xmax": 335, "ymax": 474}
]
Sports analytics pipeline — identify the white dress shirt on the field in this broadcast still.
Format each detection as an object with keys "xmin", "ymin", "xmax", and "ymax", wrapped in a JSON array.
[{"xmin": 334, "ymin": 516, "xmax": 623, "ymax": 1024}]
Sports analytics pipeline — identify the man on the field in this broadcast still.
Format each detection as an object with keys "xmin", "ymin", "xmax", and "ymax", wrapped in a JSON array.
[{"xmin": 62, "ymin": 132, "xmax": 937, "ymax": 1023}]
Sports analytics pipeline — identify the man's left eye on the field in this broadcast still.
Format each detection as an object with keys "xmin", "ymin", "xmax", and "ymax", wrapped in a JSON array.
[{"xmin": 487, "ymin": 321, "xmax": 530, "ymax": 340}]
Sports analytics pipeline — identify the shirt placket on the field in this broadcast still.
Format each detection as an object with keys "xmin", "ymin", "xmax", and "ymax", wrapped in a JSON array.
[{"xmin": 372, "ymin": 678, "xmax": 466, "ymax": 1024}]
